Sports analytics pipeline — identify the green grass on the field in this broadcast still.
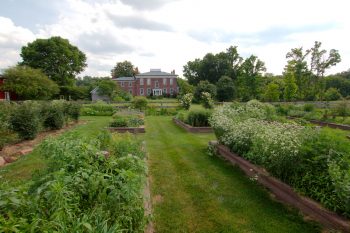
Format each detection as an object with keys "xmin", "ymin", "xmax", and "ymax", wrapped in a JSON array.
[
  {"xmin": 141, "ymin": 116, "xmax": 319, "ymax": 233},
  {"xmin": 0, "ymin": 116, "xmax": 110, "ymax": 185}
]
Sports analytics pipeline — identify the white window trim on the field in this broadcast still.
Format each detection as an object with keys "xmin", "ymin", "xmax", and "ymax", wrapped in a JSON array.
[
  {"xmin": 163, "ymin": 88, "xmax": 167, "ymax": 94},
  {"xmin": 155, "ymin": 80, "xmax": 159, "ymax": 88},
  {"xmin": 170, "ymin": 78, "xmax": 173, "ymax": 85},
  {"xmin": 147, "ymin": 78, "xmax": 151, "ymax": 85},
  {"xmin": 163, "ymin": 78, "xmax": 167, "ymax": 85},
  {"xmin": 147, "ymin": 88, "xmax": 151, "ymax": 95},
  {"xmin": 120, "ymin": 81, "xmax": 124, "ymax": 87},
  {"xmin": 129, "ymin": 81, "xmax": 132, "ymax": 87},
  {"xmin": 140, "ymin": 88, "xmax": 144, "ymax": 95},
  {"xmin": 170, "ymin": 88, "xmax": 174, "ymax": 94},
  {"xmin": 140, "ymin": 78, "xmax": 144, "ymax": 85},
  {"xmin": 129, "ymin": 89, "xmax": 132, "ymax": 94},
  {"xmin": 5, "ymin": 92, "xmax": 10, "ymax": 101}
]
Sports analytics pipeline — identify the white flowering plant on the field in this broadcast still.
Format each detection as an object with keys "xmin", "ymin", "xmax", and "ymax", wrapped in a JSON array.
[
  {"xmin": 179, "ymin": 93, "xmax": 193, "ymax": 110},
  {"xmin": 201, "ymin": 92, "xmax": 214, "ymax": 109}
]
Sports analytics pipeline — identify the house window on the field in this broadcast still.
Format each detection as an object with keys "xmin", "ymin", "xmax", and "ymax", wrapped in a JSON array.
[
  {"xmin": 129, "ymin": 89, "xmax": 132, "ymax": 94},
  {"xmin": 129, "ymin": 81, "xmax": 132, "ymax": 87},
  {"xmin": 163, "ymin": 88, "xmax": 167, "ymax": 94},
  {"xmin": 140, "ymin": 78, "xmax": 144, "ymax": 85},
  {"xmin": 5, "ymin": 92, "xmax": 10, "ymax": 101},
  {"xmin": 163, "ymin": 78, "xmax": 167, "ymax": 85},
  {"xmin": 120, "ymin": 81, "xmax": 124, "ymax": 87},
  {"xmin": 170, "ymin": 78, "xmax": 173, "ymax": 85},
  {"xmin": 170, "ymin": 88, "xmax": 174, "ymax": 94},
  {"xmin": 147, "ymin": 88, "xmax": 151, "ymax": 95},
  {"xmin": 140, "ymin": 88, "xmax": 144, "ymax": 95},
  {"xmin": 155, "ymin": 80, "xmax": 159, "ymax": 88},
  {"xmin": 147, "ymin": 78, "xmax": 151, "ymax": 85}
]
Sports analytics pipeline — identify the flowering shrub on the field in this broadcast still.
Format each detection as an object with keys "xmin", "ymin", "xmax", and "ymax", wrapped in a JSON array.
[
  {"xmin": 179, "ymin": 93, "xmax": 193, "ymax": 110},
  {"xmin": 210, "ymin": 100, "xmax": 350, "ymax": 217},
  {"xmin": 201, "ymin": 92, "xmax": 214, "ymax": 109}
]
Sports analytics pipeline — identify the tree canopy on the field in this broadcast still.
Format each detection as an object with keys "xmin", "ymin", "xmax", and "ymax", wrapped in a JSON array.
[
  {"xmin": 20, "ymin": 36, "xmax": 87, "ymax": 86},
  {"xmin": 111, "ymin": 61, "xmax": 138, "ymax": 78},
  {"xmin": 1, "ymin": 65, "xmax": 59, "ymax": 100}
]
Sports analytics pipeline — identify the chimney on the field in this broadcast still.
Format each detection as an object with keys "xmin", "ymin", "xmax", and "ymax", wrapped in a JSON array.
[{"xmin": 171, "ymin": 69, "xmax": 175, "ymax": 75}]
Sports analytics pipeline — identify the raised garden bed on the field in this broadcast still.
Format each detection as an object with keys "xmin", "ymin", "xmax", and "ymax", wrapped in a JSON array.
[
  {"xmin": 107, "ymin": 126, "xmax": 145, "ymax": 133},
  {"xmin": 288, "ymin": 116, "xmax": 350, "ymax": 130},
  {"xmin": 173, "ymin": 118, "xmax": 213, "ymax": 133},
  {"xmin": 209, "ymin": 141, "xmax": 350, "ymax": 232}
]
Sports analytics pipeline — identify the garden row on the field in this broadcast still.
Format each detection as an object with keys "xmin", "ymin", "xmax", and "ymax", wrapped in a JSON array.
[
  {"xmin": 0, "ymin": 130, "xmax": 147, "ymax": 232},
  {"xmin": 0, "ymin": 101, "xmax": 80, "ymax": 149},
  {"xmin": 210, "ymin": 100, "xmax": 350, "ymax": 219}
]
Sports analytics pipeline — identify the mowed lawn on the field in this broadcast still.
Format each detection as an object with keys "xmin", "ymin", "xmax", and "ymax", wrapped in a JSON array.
[
  {"xmin": 142, "ymin": 116, "xmax": 319, "ymax": 233},
  {"xmin": 0, "ymin": 116, "xmax": 110, "ymax": 185}
]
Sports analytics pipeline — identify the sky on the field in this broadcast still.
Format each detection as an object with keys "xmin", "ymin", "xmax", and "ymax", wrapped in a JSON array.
[{"xmin": 0, "ymin": 0, "xmax": 349, "ymax": 77}]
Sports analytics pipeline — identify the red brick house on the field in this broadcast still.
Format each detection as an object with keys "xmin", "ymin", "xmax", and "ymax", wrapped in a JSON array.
[
  {"xmin": 112, "ymin": 69, "xmax": 178, "ymax": 96},
  {"xmin": 0, "ymin": 75, "xmax": 16, "ymax": 101}
]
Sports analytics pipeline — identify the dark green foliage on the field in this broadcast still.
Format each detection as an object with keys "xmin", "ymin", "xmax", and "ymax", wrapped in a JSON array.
[
  {"xmin": 194, "ymin": 80, "xmax": 217, "ymax": 102},
  {"xmin": 216, "ymin": 76, "xmax": 235, "ymax": 101},
  {"xmin": 110, "ymin": 114, "xmax": 144, "ymax": 127},
  {"xmin": 20, "ymin": 36, "xmax": 87, "ymax": 86},
  {"xmin": 0, "ymin": 132, "xmax": 146, "ymax": 232},
  {"xmin": 66, "ymin": 102, "xmax": 81, "ymax": 121},
  {"xmin": 41, "ymin": 102, "xmax": 65, "ymax": 130},
  {"xmin": 324, "ymin": 88, "xmax": 342, "ymax": 101},
  {"xmin": 303, "ymin": 103, "xmax": 315, "ymax": 112},
  {"xmin": 97, "ymin": 79, "xmax": 118, "ymax": 98},
  {"xmin": 111, "ymin": 60, "xmax": 137, "ymax": 78},
  {"xmin": 185, "ymin": 109, "xmax": 212, "ymax": 127},
  {"xmin": 0, "ymin": 102, "xmax": 18, "ymax": 149},
  {"xmin": 177, "ymin": 78, "xmax": 194, "ymax": 96},
  {"xmin": 9, "ymin": 101, "xmax": 41, "ymax": 140},
  {"xmin": 2, "ymin": 65, "xmax": 59, "ymax": 100},
  {"xmin": 132, "ymin": 96, "xmax": 148, "ymax": 110}
]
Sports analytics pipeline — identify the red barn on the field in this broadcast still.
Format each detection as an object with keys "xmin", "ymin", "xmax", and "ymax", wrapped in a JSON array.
[
  {"xmin": 0, "ymin": 76, "xmax": 17, "ymax": 101},
  {"xmin": 112, "ymin": 69, "xmax": 178, "ymax": 97}
]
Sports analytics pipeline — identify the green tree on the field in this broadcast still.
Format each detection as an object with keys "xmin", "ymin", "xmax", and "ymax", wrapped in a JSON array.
[
  {"xmin": 20, "ymin": 36, "xmax": 87, "ymax": 86},
  {"xmin": 194, "ymin": 80, "xmax": 217, "ymax": 102},
  {"xmin": 97, "ymin": 79, "xmax": 118, "ymax": 98},
  {"xmin": 264, "ymin": 82, "xmax": 280, "ymax": 102},
  {"xmin": 236, "ymin": 55, "xmax": 266, "ymax": 101},
  {"xmin": 216, "ymin": 76, "xmax": 235, "ymax": 101},
  {"xmin": 1, "ymin": 65, "xmax": 59, "ymax": 100},
  {"xmin": 177, "ymin": 78, "xmax": 194, "ymax": 96},
  {"xmin": 111, "ymin": 60, "xmax": 138, "ymax": 78},
  {"xmin": 283, "ymin": 65, "xmax": 298, "ymax": 101}
]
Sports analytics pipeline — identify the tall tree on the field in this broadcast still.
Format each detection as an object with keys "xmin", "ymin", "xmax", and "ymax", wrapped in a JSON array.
[
  {"xmin": 177, "ymin": 78, "xmax": 194, "ymax": 96},
  {"xmin": 237, "ymin": 55, "xmax": 266, "ymax": 100},
  {"xmin": 111, "ymin": 60, "xmax": 137, "ymax": 78},
  {"xmin": 20, "ymin": 36, "xmax": 87, "ymax": 86},
  {"xmin": 216, "ymin": 76, "xmax": 235, "ymax": 101},
  {"xmin": 308, "ymin": 41, "xmax": 341, "ymax": 78},
  {"xmin": 1, "ymin": 65, "xmax": 59, "ymax": 100},
  {"xmin": 283, "ymin": 64, "xmax": 298, "ymax": 101}
]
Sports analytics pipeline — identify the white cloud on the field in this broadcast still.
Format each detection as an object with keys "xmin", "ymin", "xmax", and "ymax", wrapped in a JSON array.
[{"xmin": 0, "ymin": 0, "xmax": 349, "ymax": 76}]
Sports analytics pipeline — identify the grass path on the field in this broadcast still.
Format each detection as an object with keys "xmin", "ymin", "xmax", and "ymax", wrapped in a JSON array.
[{"xmin": 142, "ymin": 116, "xmax": 319, "ymax": 233}]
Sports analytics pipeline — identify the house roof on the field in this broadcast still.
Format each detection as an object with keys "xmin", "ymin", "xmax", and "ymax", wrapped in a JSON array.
[
  {"xmin": 112, "ymin": 77, "xmax": 135, "ymax": 81},
  {"xmin": 136, "ymin": 69, "xmax": 177, "ymax": 77}
]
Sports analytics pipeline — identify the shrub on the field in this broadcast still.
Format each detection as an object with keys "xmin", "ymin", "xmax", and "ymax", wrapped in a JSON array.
[
  {"xmin": 303, "ymin": 103, "xmax": 315, "ymax": 112},
  {"xmin": 41, "ymin": 101, "xmax": 65, "ymax": 129},
  {"xmin": 179, "ymin": 93, "xmax": 193, "ymax": 110},
  {"xmin": 186, "ymin": 109, "xmax": 212, "ymax": 127},
  {"xmin": 110, "ymin": 112, "xmax": 144, "ymax": 127},
  {"xmin": 9, "ymin": 101, "xmax": 41, "ymax": 140},
  {"xmin": 324, "ymin": 88, "xmax": 342, "ymax": 101},
  {"xmin": 132, "ymin": 96, "xmax": 148, "ymax": 110},
  {"xmin": 334, "ymin": 101, "xmax": 349, "ymax": 117},
  {"xmin": 201, "ymin": 92, "xmax": 214, "ymax": 109},
  {"xmin": 65, "ymin": 102, "xmax": 81, "ymax": 121}
]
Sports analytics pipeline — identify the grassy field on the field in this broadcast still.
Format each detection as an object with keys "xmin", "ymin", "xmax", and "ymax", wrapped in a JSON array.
[
  {"xmin": 0, "ymin": 116, "xmax": 110, "ymax": 185},
  {"xmin": 141, "ymin": 116, "xmax": 319, "ymax": 233}
]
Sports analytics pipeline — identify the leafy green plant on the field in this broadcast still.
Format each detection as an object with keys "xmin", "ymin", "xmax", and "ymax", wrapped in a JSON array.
[
  {"xmin": 186, "ymin": 109, "xmax": 212, "ymax": 127},
  {"xmin": 9, "ymin": 101, "xmax": 41, "ymax": 140},
  {"xmin": 132, "ymin": 96, "xmax": 148, "ymax": 110},
  {"xmin": 81, "ymin": 101, "xmax": 115, "ymax": 116}
]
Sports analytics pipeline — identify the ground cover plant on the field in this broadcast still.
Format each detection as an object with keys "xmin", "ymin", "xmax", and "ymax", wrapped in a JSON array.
[
  {"xmin": 210, "ymin": 100, "xmax": 350, "ymax": 217},
  {"xmin": 0, "ymin": 130, "xmax": 147, "ymax": 232}
]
